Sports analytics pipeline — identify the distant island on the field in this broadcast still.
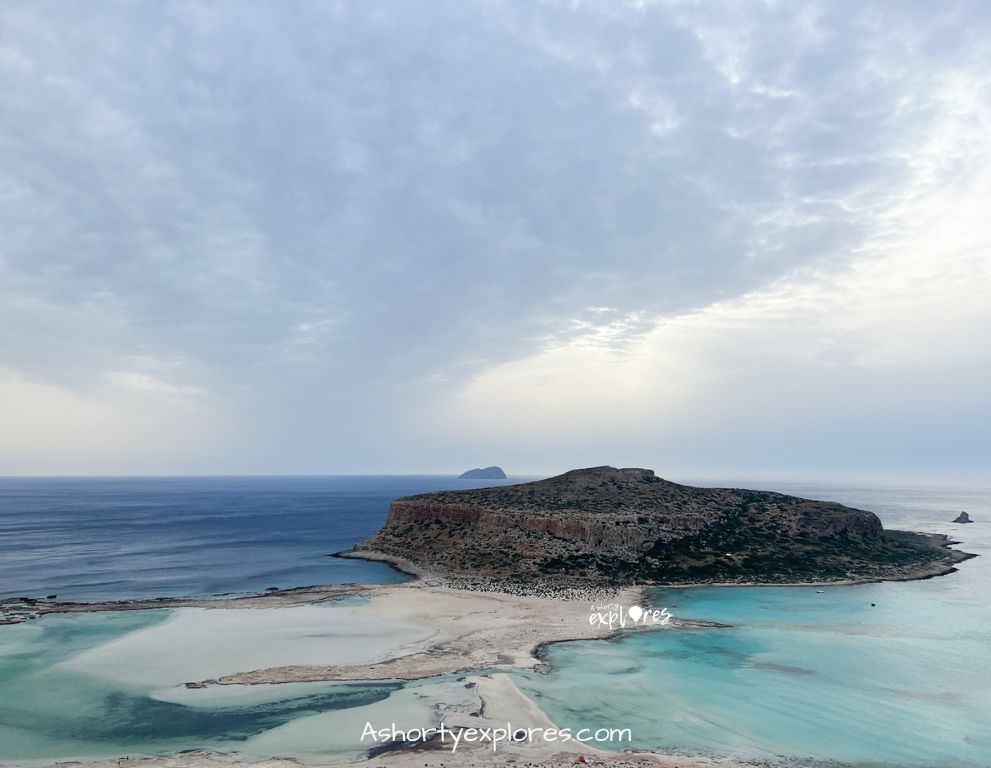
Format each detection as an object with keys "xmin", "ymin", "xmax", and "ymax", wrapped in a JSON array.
[
  {"xmin": 458, "ymin": 466, "xmax": 507, "ymax": 480},
  {"xmin": 953, "ymin": 511, "xmax": 973, "ymax": 523},
  {"xmin": 352, "ymin": 466, "xmax": 973, "ymax": 587}
]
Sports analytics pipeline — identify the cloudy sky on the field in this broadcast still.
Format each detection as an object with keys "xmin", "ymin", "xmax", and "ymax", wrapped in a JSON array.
[{"xmin": 1, "ymin": 1, "xmax": 989, "ymax": 481}]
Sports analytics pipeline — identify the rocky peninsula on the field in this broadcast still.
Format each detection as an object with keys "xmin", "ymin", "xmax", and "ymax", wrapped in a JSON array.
[{"xmin": 350, "ymin": 466, "xmax": 973, "ymax": 588}]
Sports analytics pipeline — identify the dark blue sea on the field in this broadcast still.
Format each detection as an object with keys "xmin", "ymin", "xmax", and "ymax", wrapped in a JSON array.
[{"xmin": 0, "ymin": 475, "xmax": 520, "ymax": 601}]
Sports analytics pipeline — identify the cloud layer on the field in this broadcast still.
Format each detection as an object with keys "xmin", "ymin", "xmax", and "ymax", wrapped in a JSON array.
[{"xmin": 1, "ymin": 1, "xmax": 989, "ymax": 479}]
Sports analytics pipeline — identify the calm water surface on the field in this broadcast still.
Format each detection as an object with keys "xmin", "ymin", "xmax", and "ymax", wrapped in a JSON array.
[
  {"xmin": 0, "ymin": 475, "xmax": 518, "ymax": 600},
  {"xmin": 1, "ymin": 477, "xmax": 988, "ymax": 766},
  {"xmin": 518, "ymin": 483, "xmax": 991, "ymax": 767}
]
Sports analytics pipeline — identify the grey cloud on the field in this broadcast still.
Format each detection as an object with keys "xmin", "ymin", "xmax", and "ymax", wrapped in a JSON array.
[{"xmin": 1, "ymin": 0, "xmax": 988, "ymax": 472}]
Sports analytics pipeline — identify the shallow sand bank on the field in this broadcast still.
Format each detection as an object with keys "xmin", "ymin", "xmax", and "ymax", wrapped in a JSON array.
[
  {"xmin": 212, "ymin": 581, "xmax": 689, "ymax": 685},
  {"xmin": 20, "ymin": 672, "xmax": 753, "ymax": 768},
  {"xmin": 2, "ymin": 580, "xmax": 737, "ymax": 767},
  {"xmin": 59, "ymin": 603, "xmax": 435, "ymax": 689},
  {"xmin": 2, "ymin": 579, "xmax": 717, "ymax": 689},
  {"xmin": 0, "ymin": 584, "xmax": 365, "ymax": 625}
]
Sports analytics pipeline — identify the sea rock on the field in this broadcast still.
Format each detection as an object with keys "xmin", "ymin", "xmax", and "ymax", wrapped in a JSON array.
[
  {"xmin": 952, "ymin": 511, "xmax": 973, "ymax": 523},
  {"xmin": 458, "ymin": 466, "xmax": 507, "ymax": 480}
]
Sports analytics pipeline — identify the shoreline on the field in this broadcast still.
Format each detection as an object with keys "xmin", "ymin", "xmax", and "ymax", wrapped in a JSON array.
[
  {"xmin": 0, "ymin": 537, "xmax": 978, "ymax": 768},
  {"xmin": 2, "ymin": 529, "xmax": 973, "ymax": 627},
  {"xmin": 0, "ymin": 584, "xmax": 370, "ymax": 625},
  {"xmin": 0, "ymin": 575, "xmax": 753, "ymax": 768},
  {"xmin": 1, "ymin": 667, "xmax": 756, "ymax": 768},
  {"xmin": 338, "ymin": 529, "xmax": 975, "ymax": 593},
  {"xmin": 211, "ymin": 580, "xmax": 654, "ymax": 685}
]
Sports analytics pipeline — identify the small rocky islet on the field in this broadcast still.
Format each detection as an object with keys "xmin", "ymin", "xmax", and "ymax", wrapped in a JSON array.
[
  {"xmin": 353, "ymin": 466, "xmax": 974, "ymax": 588},
  {"xmin": 458, "ymin": 466, "xmax": 508, "ymax": 480}
]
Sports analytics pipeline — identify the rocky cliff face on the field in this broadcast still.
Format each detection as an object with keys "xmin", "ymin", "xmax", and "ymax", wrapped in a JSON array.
[{"xmin": 355, "ymin": 467, "xmax": 962, "ymax": 585}]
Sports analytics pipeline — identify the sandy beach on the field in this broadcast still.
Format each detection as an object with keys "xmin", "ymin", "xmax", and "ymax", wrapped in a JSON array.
[
  {"xmin": 1, "ymin": 576, "xmax": 749, "ymax": 768},
  {"xmin": 3, "ymin": 539, "xmax": 973, "ymax": 768},
  {"xmin": 9, "ymin": 578, "xmax": 720, "ymax": 686},
  {"xmin": 213, "ymin": 581, "xmax": 652, "ymax": 684},
  {"xmin": 22, "ymin": 672, "xmax": 754, "ymax": 768}
]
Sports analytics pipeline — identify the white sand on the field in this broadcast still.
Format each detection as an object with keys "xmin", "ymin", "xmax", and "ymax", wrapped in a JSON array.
[
  {"xmin": 37, "ymin": 672, "xmax": 748, "ymax": 768},
  {"xmin": 242, "ymin": 686, "xmax": 436, "ymax": 761},
  {"xmin": 31, "ymin": 583, "xmax": 749, "ymax": 768},
  {"xmin": 243, "ymin": 679, "xmax": 480, "ymax": 761},
  {"xmin": 60, "ymin": 604, "xmax": 435, "ymax": 688},
  {"xmin": 218, "ymin": 582, "xmax": 649, "ymax": 684}
]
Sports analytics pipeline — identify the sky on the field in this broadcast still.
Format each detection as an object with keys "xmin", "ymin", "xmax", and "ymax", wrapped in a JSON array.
[{"xmin": 1, "ymin": 1, "xmax": 989, "ymax": 482}]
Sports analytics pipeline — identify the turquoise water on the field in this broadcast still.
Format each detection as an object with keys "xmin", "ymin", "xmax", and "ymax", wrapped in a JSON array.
[
  {"xmin": 517, "ymin": 484, "xmax": 991, "ymax": 767},
  {"xmin": 0, "ymin": 609, "xmax": 403, "ymax": 762},
  {"xmin": 0, "ymin": 481, "xmax": 987, "ymax": 766}
]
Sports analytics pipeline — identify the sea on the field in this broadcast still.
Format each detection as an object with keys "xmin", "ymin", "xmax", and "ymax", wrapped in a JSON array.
[{"xmin": 0, "ymin": 476, "xmax": 988, "ymax": 767}]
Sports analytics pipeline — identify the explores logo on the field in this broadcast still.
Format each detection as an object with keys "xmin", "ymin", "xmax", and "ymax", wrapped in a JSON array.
[{"xmin": 589, "ymin": 603, "xmax": 671, "ymax": 630}]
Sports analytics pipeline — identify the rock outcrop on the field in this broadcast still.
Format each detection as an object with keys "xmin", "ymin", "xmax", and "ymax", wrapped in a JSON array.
[
  {"xmin": 953, "ymin": 511, "xmax": 973, "ymax": 523},
  {"xmin": 354, "ymin": 466, "xmax": 971, "ymax": 586},
  {"xmin": 458, "ymin": 466, "xmax": 507, "ymax": 480}
]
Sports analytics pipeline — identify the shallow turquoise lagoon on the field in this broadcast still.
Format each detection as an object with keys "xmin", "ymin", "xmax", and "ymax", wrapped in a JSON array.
[
  {"xmin": 516, "ymin": 484, "xmax": 991, "ymax": 768},
  {"xmin": 0, "ymin": 609, "xmax": 409, "ymax": 762}
]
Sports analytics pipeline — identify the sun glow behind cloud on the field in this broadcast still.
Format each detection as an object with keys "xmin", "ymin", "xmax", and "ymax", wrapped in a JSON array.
[
  {"xmin": 0, "ymin": 1, "xmax": 989, "ymax": 478},
  {"xmin": 439, "ymin": 65, "xmax": 991, "ymax": 478}
]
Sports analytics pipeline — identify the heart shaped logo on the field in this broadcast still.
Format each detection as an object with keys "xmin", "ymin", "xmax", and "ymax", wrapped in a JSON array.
[{"xmin": 627, "ymin": 605, "xmax": 644, "ymax": 623}]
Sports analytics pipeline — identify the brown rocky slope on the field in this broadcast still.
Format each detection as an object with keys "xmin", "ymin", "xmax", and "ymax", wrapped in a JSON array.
[{"xmin": 351, "ymin": 467, "xmax": 972, "ymax": 586}]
